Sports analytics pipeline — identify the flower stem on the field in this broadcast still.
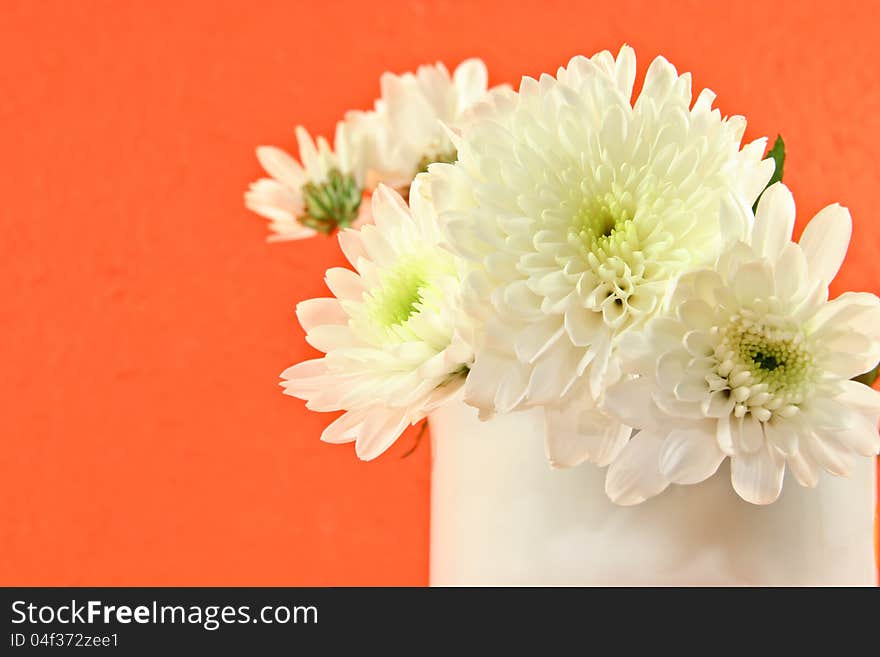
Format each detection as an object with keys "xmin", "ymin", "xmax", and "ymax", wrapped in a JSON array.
[{"xmin": 400, "ymin": 420, "xmax": 429, "ymax": 459}]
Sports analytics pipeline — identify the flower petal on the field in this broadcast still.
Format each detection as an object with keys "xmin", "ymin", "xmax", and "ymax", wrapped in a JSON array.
[
  {"xmin": 733, "ymin": 260, "xmax": 774, "ymax": 305},
  {"xmin": 545, "ymin": 403, "xmax": 631, "ymax": 468},
  {"xmin": 658, "ymin": 425, "xmax": 726, "ymax": 485},
  {"xmin": 256, "ymin": 145, "xmax": 306, "ymax": 190},
  {"xmin": 734, "ymin": 414, "xmax": 765, "ymax": 454},
  {"xmin": 798, "ymin": 203, "xmax": 852, "ymax": 286},
  {"xmin": 752, "ymin": 182, "xmax": 795, "ymax": 259},
  {"xmin": 453, "ymin": 58, "xmax": 489, "ymax": 109},
  {"xmin": 787, "ymin": 448, "xmax": 820, "ymax": 488},
  {"xmin": 716, "ymin": 415, "xmax": 735, "ymax": 455},
  {"xmin": 803, "ymin": 433, "xmax": 857, "ymax": 476},
  {"xmin": 605, "ymin": 429, "xmax": 670, "ymax": 505},
  {"xmin": 677, "ymin": 299, "xmax": 715, "ymax": 331},
  {"xmin": 730, "ymin": 443, "xmax": 785, "ymax": 504},
  {"xmin": 464, "ymin": 350, "xmax": 525, "ymax": 418},
  {"xmin": 762, "ymin": 419, "xmax": 798, "ymax": 456},
  {"xmin": 337, "ymin": 228, "xmax": 368, "ymax": 268},
  {"xmin": 603, "ymin": 376, "xmax": 657, "ymax": 428},
  {"xmin": 325, "ymin": 267, "xmax": 365, "ymax": 301},
  {"xmin": 835, "ymin": 379, "xmax": 880, "ymax": 415},
  {"xmin": 320, "ymin": 409, "xmax": 366, "ymax": 444},
  {"xmin": 816, "ymin": 413, "xmax": 880, "ymax": 458},
  {"xmin": 354, "ymin": 410, "xmax": 410, "ymax": 460},
  {"xmin": 296, "ymin": 298, "xmax": 348, "ymax": 331}
]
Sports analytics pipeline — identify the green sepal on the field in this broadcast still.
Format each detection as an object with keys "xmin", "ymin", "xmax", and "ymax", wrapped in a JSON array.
[
  {"xmin": 852, "ymin": 362, "xmax": 880, "ymax": 387},
  {"xmin": 301, "ymin": 169, "xmax": 362, "ymax": 235}
]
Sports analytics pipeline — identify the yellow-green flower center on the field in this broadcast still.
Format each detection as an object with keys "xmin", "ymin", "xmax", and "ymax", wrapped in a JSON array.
[
  {"xmin": 729, "ymin": 321, "xmax": 814, "ymax": 393},
  {"xmin": 366, "ymin": 262, "xmax": 428, "ymax": 329},
  {"xmin": 562, "ymin": 192, "xmax": 661, "ymax": 329},
  {"xmin": 712, "ymin": 313, "xmax": 817, "ymax": 420},
  {"xmin": 359, "ymin": 249, "xmax": 458, "ymax": 344},
  {"xmin": 571, "ymin": 193, "xmax": 635, "ymax": 252}
]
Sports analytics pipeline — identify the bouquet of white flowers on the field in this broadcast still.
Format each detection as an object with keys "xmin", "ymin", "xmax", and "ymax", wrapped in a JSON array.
[{"xmin": 245, "ymin": 47, "xmax": 879, "ymax": 583}]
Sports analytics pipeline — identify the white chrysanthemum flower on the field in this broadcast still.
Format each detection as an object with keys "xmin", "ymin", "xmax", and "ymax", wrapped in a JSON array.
[
  {"xmin": 246, "ymin": 60, "xmax": 489, "ymax": 240},
  {"xmin": 603, "ymin": 183, "xmax": 880, "ymax": 505},
  {"xmin": 426, "ymin": 45, "xmax": 775, "ymax": 467},
  {"xmin": 372, "ymin": 59, "xmax": 489, "ymax": 188},
  {"xmin": 245, "ymin": 123, "xmax": 376, "ymax": 241},
  {"xmin": 280, "ymin": 181, "xmax": 473, "ymax": 460}
]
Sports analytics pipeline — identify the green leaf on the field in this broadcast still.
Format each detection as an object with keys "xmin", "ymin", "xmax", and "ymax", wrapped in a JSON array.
[
  {"xmin": 765, "ymin": 135, "xmax": 785, "ymax": 186},
  {"xmin": 852, "ymin": 362, "xmax": 880, "ymax": 387},
  {"xmin": 752, "ymin": 135, "xmax": 785, "ymax": 213}
]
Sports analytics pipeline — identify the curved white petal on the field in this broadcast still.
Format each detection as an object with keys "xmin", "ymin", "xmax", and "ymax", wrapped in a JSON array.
[
  {"xmin": 295, "ymin": 125, "xmax": 323, "ymax": 179},
  {"xmin": 337, "ymin": 228, "xmax": 368, "ymax": 268},
  {"xmin": 256, "ymin": 145, "xmax": 306, "ymax": 190},
  {"xmin": 658, "ymin": 425, "xmax": 726, "ymax": 485},
  {"xmin": 803, "ymin": 432, "xmax": 857, "ymax": 476},
  {"xmin": 787, "ymin": 448, "xmax": 820, "ymax": 488},
  {"xmin": 809, "ymin": 291, "xmax": 880, "ymax": 335},
  {"xmin": 733, "ymin": 415, "xmax": 765, "ymax": 454},
  {"xmin": 354, "ymin": 409, "xmax": 411, "ymax": 460},
  {"xmin": 798, "ymin": 203, "xmax": 852, "ymax": 286},
  {"xmin": 835, "ymin": 379, "xmax": 880, "ymax": 415},
  {"xmin": 816, "ymin": 412, "xmax": 880, "ymax": 458},
  {"xmin": 613, "ymin": 44, "xmax": 637, "ymax": 100},
  {"xmin": 762, "ymin": 419, "xmax": 799, "ymax": 456},
  {"xmin": 636, "ymin": 56, "xmax": 681, "ymax": 110},
  {"xmin": 603, "ymin": 376, "xmax": 658, "ymax": 428},
  {"xmin": 605, "ymin": 429, "xmax": 670, "ymax": 505},
  {"xmin": 245, "ymin": 178, "xmax": 306, "ymax": 229},
  {"xmin": 453, "ymin": 58, "xmax": 489, "ymax": 109},
  {"xmin": 730, "ymin": 443, "xmax": 785, "ymax": 504},
  {"xmin": 545, "ymin": 400, "xmax": 632, "ymax": 468},
  {"xmin": 320, "ymin": 410, "xmax": 366, "ymax": 444},
  {"xmin": 752, "ymin": 182, "xmax": 795, "ymax": 259},
  {"xmin": 733, "ymin": 260, "xmax": 774, "ymax": 305},
  {"xmin": 296, "ymin": 298, "xmax": 348, "ymax": 331},
  {"xmin": 370, "ymin": 184, "xmax": 413, "ymax": 233}
]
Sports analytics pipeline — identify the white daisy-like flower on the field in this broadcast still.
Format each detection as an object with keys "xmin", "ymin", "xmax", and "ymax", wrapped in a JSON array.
[
  {"xmin": 373, "ymin": 59, "xmax": 489, "ymax": 189},
  {"xmin": 280, "ymin": 181, "xmax": 473, "ymax": 460},
  {"xmin": 246, "ymin": 60, "xmax": 489, "ymax": 240},
  {"xmin": 245, "ymin": 122, "xmax": 376, "ymax": 241},
  {"xmin": 603, "ymin": 182, "xmax": 880, "ymax": 505},
  {"xmin": 426, "ymin": 45, "xmax": 775, "ymax": 467}
]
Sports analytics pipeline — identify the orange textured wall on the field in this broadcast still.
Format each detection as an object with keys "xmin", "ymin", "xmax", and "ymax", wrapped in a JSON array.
[{"xmin": 1, "ymin": 0, "xmax": 878, "ymax": 585}]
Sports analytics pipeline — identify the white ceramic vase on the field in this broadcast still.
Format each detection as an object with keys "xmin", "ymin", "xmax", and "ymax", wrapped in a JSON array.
[{"xmin": 429, "ymin": 398, "xmax": 877, "ymax": 586}]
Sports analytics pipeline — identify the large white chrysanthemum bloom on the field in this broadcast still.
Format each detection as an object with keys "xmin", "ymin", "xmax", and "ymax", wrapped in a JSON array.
[
  {"xmin": 280, "ymin": 181, "xmax": 473, "ymax": 460},
  {"xmin": 603, "ymin": 183, "xmax": 880, "ymax": 505},
  {"xmin": 245, "ymin": 123, "xmax": 377, "ymax": 241},
  {"xmin": 370, "ymin": 59, "xmax": 489, "ymax": 189},
  {"xmin": 425, "ymin": 45, "xmax": 775, "ymax": 467}
]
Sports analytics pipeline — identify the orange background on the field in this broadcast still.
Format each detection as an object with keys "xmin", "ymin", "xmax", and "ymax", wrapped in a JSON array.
[{"xmin": 1, "ymin": 0, "xmax": 878, "ymax": 585}]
